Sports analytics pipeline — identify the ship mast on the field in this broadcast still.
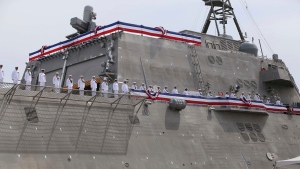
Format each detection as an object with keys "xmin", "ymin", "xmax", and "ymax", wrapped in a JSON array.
[{"xmin": 201, "ymin": 0, "xmax": 245, "ymax": 41}]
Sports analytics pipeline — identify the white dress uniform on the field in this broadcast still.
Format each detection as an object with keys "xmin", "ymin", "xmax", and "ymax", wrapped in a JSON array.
[
  {"xmin": 253, "ymin": 95, "xmax": 259, "ymax": 101},
  {"xmin": 0, "ymin": 68, "xmax": 4, "ymax": 83},
  {"xmin": 101, "ymin": 81, "xmax": 108, "ymax": 98},
  {"xmin": 266, "ymin": 100, "xmax": 270, "ymax": 104},
  {"xmin": 131, "ymin": 85, "xmax": 137, "ymax": 90},
  {"xmin": 113, "ymin": 82, "xmax": 119, "ymax": 98},
  {"xmin": 162, "ymin": 88, "xmax": 169, "ymax": 93},
  {"xmin": 78, "ymin": 78, "xmax": 85, "ymax": 96},
  {"xmin": 52, "ymin": 75, "xmax": 60, "ymax": 93},
  {"xmin": 224, "ymin": 94, "xmax": 229, "ymax": 97},
  {"xmin": 182, "ymin": 90, "xmax": 188, "ymax": 95},
  {"xmin": 195, "ymin": 92, "xmax": 203, "ymax": 96},
  {"xmin": 24, "ymin": 71, "xmax": 32, "ymax": 90},
  {"xmin": 171, "ymin": 88, "xmax": 178, "ymax": 94},
  {"xmin": 240, "ymin": 94, "xmax": 246, "ymax": 99},
  {"xmin": 11, "ymin": 70, "xmax": 19, "ymax": 84},
  {"xmin": 139, "ymin": 85, "xmax": 145, "ymax": 90},
  {"xmin": 246, "ymin": 94, "xmax": 251, "ymax": 100},
  {"xmin": 38, "ymin": 72, "xmax": 46, "ymax": 90},
  {"xmin": 275, "ymin": 100, "xmax": 281, "ymax": 105},
  {"xmin": 90, "ymin": 79, "xmax": 97, "ymax": 96},
  {"xmin": 207, "ymin": 93, "xmax": 213, "ymax": 98},
  {"xmin": 122, "ymin": 83, "xmax": 129, "ymax": 94},
  {"xmin": 66, "ymin": 78, "xmax": 73, "ymax": 93},
  {"xmin": 230, "ymin": 93, "xmax": 235, "ymax": 98}
]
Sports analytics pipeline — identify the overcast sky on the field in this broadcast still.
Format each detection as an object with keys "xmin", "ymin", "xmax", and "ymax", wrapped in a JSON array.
[{"xmin": 0, "ymin": 0, "xmax": 299, "ymax": 87}]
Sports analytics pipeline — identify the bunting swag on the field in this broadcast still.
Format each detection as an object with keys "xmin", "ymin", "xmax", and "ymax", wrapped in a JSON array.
[
  {"xmin": 131, "ymin": 89, "xmax": 300, "ymax": 114},
  {"xmin": 240, "ymin": 97, "xmax": 252, "ymax": 106},
  {"xmin": 144, "ymin": 90, "xmax": 160, "ymax": 100},
  {"xmin": 29, "ymin": 21, "xmax": 201, "ymax": 61}
]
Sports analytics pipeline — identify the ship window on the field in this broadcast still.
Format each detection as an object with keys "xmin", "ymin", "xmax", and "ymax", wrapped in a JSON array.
[
  {"xmin": 214, "ymin": 43, "xmax": 220, "ymax": 50},
  {"xmin": 205, "ymin": 40, "xmax": 214, "ymax": 49}
]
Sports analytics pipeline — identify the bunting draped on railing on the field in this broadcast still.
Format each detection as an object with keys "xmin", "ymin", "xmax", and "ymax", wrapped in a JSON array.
[
  {"xmin": 29, "ymin": 21, "xmax": 201, "ymax": 61},
  {"xmin": 131, "ymin": 89, "xmax": 300, "ymax": 114}
]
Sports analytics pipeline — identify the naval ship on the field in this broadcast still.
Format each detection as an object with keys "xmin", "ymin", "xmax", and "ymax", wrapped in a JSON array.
[{"xmin": 0, "ymin": 0, "xmax": 300, "ymax": 168}]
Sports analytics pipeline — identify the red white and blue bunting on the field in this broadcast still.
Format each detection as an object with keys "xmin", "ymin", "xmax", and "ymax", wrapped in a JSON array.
[
  {"xmin": 29, "ymin": 21, "xmax": 201, "ymax": 61},
  {"xmin": 131, "ymin": 89, "xmax": 300, "ymax": 114}
]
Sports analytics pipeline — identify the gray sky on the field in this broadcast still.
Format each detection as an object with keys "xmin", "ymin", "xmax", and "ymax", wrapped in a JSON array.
[{"xmin": 0, "ymin": 0, "xmax": 300, "ymax": 87}]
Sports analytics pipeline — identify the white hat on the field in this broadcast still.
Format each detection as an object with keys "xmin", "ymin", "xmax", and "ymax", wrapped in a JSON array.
[
  {"xmin": 92, "ymin": 76, "xmax": 95, "ymax": 78},
  {"xmin": 133, "ymin": 82, "xmax": 136, "ymax": 84},
  {"xmin": 198, "ymin": 89, "xmax": 202, "ymax": 91},
  {"xmin": 55, "ymin": 72, "xmax": 59, "ymax": 74},
  {"xmin": 69, "ymin": 75, "xmax": 72, "ymax": 77},
  {"xmin": 80, "ymin": 75, "xmax": 83, "ymax": 77},
  {"xmin": 41, "ymin": 69, "xmax": 45, "ymax": 71},
  {"xmin": 114, "ymin": 79, "xmax": 117, "ymax": 81},
  {"xmin": 27, "ymin": 68, "xmax": 30, "ymax": 70}
]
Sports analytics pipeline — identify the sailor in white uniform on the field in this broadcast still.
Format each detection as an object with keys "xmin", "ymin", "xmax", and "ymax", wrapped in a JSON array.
[
  {"xmin": 156, "ymin": 86, "xmax": 161, "ymax": 93},
  {"xmin": 131, "ymin": 82, "xmax": 137, "ymax": 90},
  {"xmin": 240, "ymin": 92, "xmax": 246, "ymax": 99},
  {"xmin": 162, "ymin": 86, "xmax": 169, "ymax": 93},
  {"xmin": 52, "ymin": 72, "xmax": 60, "ymax": 93},
  {"xmin": 195, "ymin": 89, "xmax": 203, "ymax": 96},
  {"xmin": 253, "ymin": 93, "xmax": 260, "ymax": 101},
  {"xmin": 207, "ymin": 91, "xmax": 213, "ymax": 98},
  {"xmin": 38, "ymin": 69, "xmax": 46, "ymax": 91},
  {"xmin": 24, "ymin": 68, "xmax": 32, "ymax": 91},
  {"xmin": 122, "ymin": 80, "xmax": 129, "ymax": 97},
  {"xmin": 265, "ymin": 98, "xmax": 270, "ymax": 104},
  {"xmin": 224, "ymin": 91, "xmax": 229, "ymax": 98},
  {"xmin": 78, "ymin": 75, "xmax": 85, "ymax": 96},
  {"xmin": 66, "ymin": 75, "xmax": 73, "ymax": 93},
  {"xmin": 90, "ymin": 76, "xmax": 97, "ymax": 96},
  {"xmin": 147, "ymin": 85, "xmax": 153, "ymax": 92},
  {"xmin": 246, "ymin": 92, "xmax": 251, "ymax": 100},
  {"xmin": 258, "ymin": 94, "xmax": 261, "ymax": 101},
  {"xmin": 113, "ymin": 79, "xmax": 119, "ymax": 98},
  {"xmin": 182, "ymin": 88, "xmax": 189, "ymax": 95},
  {"xmin": 139, "ymin": 83, "xmax": 145, "ymax": 90},
  {"xmin": 230, "ymin": 91, "xmax": 236, "ymax": 98},
  {"xmin": 101, "ymin": 77, "xmax": 108, "ymax": 98},
  {"xmin": 275, "ymin": 98, "xmax": 281, "ymax": 105},
  {"xmin": 171, "ymin": 86, "xmax": 178, "ymax": 94},
  {"xmin": 11, "ymin": 67, "xmax": 19, "ymax": 84},
  {"xmin": 0, "ymin": 65, "xmax": 4, "ymax": 83}
]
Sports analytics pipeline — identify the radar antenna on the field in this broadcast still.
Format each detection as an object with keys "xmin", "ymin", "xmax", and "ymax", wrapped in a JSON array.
[{"xmin": 201, "ymin": 0, "xmax": 245, "ymax": 41}]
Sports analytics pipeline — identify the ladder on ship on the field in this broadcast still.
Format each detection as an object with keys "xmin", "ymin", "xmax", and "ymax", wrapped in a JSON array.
[{"xmin": 188, "ymin": 45, "xmax": 206, "ymax": 95}]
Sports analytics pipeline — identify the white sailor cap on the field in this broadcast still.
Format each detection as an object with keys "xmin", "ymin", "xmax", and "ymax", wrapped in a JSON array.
[
  {"xmin": 27, "ymin": 68, "xmax": 30, "ymax": 70},
  {"xmin": 114, "ymin": 79, "xmax": 118, "ymax": 81},
  {"xmin": 103, "ymin": 77, "xmax": 107, "ymax": 80},
  {"xmin": 80, "ymin": 75, "xmax": 84, "ymax": 77},
  {"xmin": 133, "ymin": 82, "xmax": 136, "ymax": 84},
  {"xmin": 69, "ymin": 75, "xmax": 72, "ymax": 77},
  {"xmin": 198, "ymin": 89, "xmax": 202, "ymax": 91},
  {"xmin": 142, "ymin": 83, "xmax": 145, "ymax": 85},
  {"xmin": 41, "ymin": 69, "xmax": 45, "ymax": 71},
  {"xmin": 55, "ymin": 72, "xmax": 59, "ymax": 74},
  {"xmin": 92, "ymin": 76, "xmax": 95, "ymax": 78}
]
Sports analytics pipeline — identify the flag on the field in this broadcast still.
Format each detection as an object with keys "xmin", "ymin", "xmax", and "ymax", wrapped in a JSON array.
[
  {"xmin": 145, "ymin": 89, "xmax": 160, "ymax": 100},
  {"xmin": 240, "ymin": 97, "xmax": 252, "ymax": 106},
  {"xmin": 155, "ymin": 26, "xmax": 168, "ymax": 36}
]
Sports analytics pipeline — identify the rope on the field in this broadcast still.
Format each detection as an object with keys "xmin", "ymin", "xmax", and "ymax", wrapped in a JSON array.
[{"xmin": 237, "ymin": 0, "xmax": 275, "ymax": 54}]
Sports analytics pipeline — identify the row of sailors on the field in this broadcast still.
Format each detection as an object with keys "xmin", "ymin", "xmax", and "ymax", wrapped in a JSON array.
[
  {"xmin": 128, "ymin": 82, "xmax": 282, "ymax": 105},
  {"xmin": 10, "ymin": 67, "xmax": 282, "ymax": 105}
]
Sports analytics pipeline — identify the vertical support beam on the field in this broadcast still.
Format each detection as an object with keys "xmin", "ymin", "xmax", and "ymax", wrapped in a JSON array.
[
  {"xmin": 46, "ymin": 92, "xmax": 72, "ymax": 151},
  {"xmin": 227, "ymin": 0, "xmax": 244, "ymax": 41},
  {"xmin": 210, "ymin": 1, "xmax": 220, "ymax": 36},
  {"xmin": 201, "ymin": 6, "xmax": 213, "ymax": 33},
  {"xmin": 74, "ymin": 95, "xmax": 98, "ymax": 150},
  {"xmin": 100, "ymin": 95, "xmax": 124, "ymax": 153}
]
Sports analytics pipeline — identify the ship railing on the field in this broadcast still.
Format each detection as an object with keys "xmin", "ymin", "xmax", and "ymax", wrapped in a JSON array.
[{"xmin": 0, "ymin": 82, "xmax": 146, "ymax": 107}]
